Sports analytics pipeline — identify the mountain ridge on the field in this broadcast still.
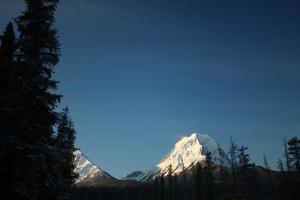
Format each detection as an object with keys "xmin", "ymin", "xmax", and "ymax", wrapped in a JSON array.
[{"xmin": 74, "ymin": 133, "xmax": 224, "ymax": 185}]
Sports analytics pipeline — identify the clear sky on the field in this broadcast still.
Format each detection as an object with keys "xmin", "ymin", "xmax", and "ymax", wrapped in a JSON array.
[{"xmin": 1, "ymin": 0, "xmax": 300, "ymax": 178}]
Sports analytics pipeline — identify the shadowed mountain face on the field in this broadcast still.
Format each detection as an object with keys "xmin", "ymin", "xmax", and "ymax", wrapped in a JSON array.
[{"xmin": 123, "ymin": 171, "xmax": 146, "ymax": 181}]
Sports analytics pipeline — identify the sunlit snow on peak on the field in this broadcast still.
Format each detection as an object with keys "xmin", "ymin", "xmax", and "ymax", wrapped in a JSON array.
[
  {"xmin": 129, "ymin": 132, "xmax": 223, "ymax": 181},
  {"xmin": 158, "ymin": 133, "xmax": 206, "ymax": 174},
  {"xmin": 73, "ymin": 150, "xmax": 111, "ymax": 183}
]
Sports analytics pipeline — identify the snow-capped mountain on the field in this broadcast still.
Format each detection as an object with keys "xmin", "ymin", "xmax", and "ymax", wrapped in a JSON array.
[
  {"xmin": 74, "ymin": 150, "xmax": 116, "ymax": 186},
  {"xmin": 123, "ymin": 171, "xmax": 146, "ymax": 181},
  {"xmin": 125, "ymin": 133, "xmax": 223, "ymax": 181}
]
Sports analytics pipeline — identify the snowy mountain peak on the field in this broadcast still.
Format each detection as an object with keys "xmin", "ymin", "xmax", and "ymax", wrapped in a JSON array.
[
  {"xmin": 190, "ymin": 132, "xmax": 197, "ymax": 139},
  {"xmin": 157, "ymin": 133, "xmax": 206, "ymax": 175},
  {"xmin": 126, "ymin": 132, "xmax": 223, "ymax": 181},
  {"xmin": 74, "ymin": 150, "xmax": 114, "ymax": 184}
]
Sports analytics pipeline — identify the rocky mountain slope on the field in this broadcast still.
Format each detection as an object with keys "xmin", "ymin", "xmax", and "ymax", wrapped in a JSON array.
[{"xmin": 74, "ymin": 150, "xmax": 117, "ymax": 186}]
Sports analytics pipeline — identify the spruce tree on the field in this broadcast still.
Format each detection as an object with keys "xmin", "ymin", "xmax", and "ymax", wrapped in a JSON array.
[
  {"xmin": 218, "ymin": 147, "xmax": 229, "ymax": 194},
  {"xmin": 173, "ymin": 174, "xmax": 178, "ymax": 200},
  {"xmin": 237, "ymin": 146, "xmax": 255, "ymax": 195},
  {"xmin": 167, "ymin": 164, "xmax": 173, "ymax": 200},
  {"xmin": 56, "ymin": 107, "xmax": 77, "ymax": 199},
  {"xmin": 287, "ymin": 137, "xmax": 300, "ymax": 198},
  {"xmin": 238, "ymin": 146, "xmax": 251, "ymax": 172},
  {"xmin": 0, "ymin": 22, "xmax": 18, "ymax": 137},
  {"xmin": 283, "ymin": 139, "xmax": 292, "ymax": 172},
  {"xmin": 194, "ymin": 163, "xmax": 204, "ymax": 200},
  {"xmin": 203, "ymin": 150, "xmax": 215, "ymax": 200},
  {"xmin": 182, "ymin": 163, "xmax": 187, "ymax": 200},
  {"xmin": 11, "ymin": 0, "xmax": 61, "ymax": 199},
  {"xmin": 160, "ymin": 175, "xmax": 165, "ymax": 200},
  {"xmin": 0, "ymin": 22, "xmax": 17, "ymax": 95},
  {"xmin": 0, "ymin": 21, "xmax": 17, "ymax": 140},
  {"xmin": 287, "ymin": 137, "xmax": 300, "ymax": 172},
  {"xmin": 0, "ymin": 21, "xmax": 18, "ymax": 200}
]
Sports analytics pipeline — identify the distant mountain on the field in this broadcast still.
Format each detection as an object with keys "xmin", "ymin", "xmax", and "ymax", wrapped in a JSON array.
[
  {"xmin": 123, "ymin": 171, "xmax": 146, "ymax": 181},
  {"xmin": 74, "ymin": 133, "xmax": 224, "ymax": 184},
  {"xmin": 74, "ymin": 150, "xmax": 117, "ymax": 186},
  {"xmin": 125, "ymin": 133, "xmax": 224, "ymax": 181}
]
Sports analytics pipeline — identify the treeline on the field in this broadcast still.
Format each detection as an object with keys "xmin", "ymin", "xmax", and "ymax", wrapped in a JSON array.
[
  {"xmin": 0, "ymin": 1, "xmax": 77, "ymax": 200},
  {"xmin": 72, "ymin": 136, "xmax": 300, "ymax": 200}
]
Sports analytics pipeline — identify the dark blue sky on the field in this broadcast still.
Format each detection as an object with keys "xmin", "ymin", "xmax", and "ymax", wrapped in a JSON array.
[{"xmin": 1, "ymin": 0, "xmax": 300, "ymax": 178}]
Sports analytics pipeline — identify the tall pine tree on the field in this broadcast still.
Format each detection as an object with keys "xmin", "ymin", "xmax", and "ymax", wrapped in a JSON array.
[
  {"xmin": 160, "ymin": 174, "xmax": 165, "ymax": 200},
  {"xmin": 10, "ymin": 0, "xmax": 61, "ymax": 199},
  {"xmin": 237, "ymin": 146, "xmax": 255, "ymax": 195},
  {"xmin": 0, "ymin": 22, "xmax": 17, "ymax": 96},
  {"xmin": 203, "ymin": 150, "xmax": 215, "ymax": 200},
  {"xmin": 0, "ymin": 22, "xmax": 18, "ymax": 200},
  {"xmin": 288, "ymin": 137, "xmax": 300, "ymax": 172},
  {"xmin": 56, "ymin": 107, "xmax": 77, "ymax": 199},
  {"xmin": 194, "ymin": 163, "xmax": 204, "ymax": 200},
  {"xmin": 287, "ymin": 137, "xmax": 300, "ymax": 198},
  {"xmin": 167, "ymin": 164, "xmax": 173, "ymax": 200}
]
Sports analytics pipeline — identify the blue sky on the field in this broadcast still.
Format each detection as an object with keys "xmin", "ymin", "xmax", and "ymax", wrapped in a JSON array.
[{"xmin": 1, "ymin": 0, "xmax": 300, "ymax": 178}]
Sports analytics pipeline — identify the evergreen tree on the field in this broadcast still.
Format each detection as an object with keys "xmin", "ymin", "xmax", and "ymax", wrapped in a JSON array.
[
  {"xmin": 282, "ymin": 138, "xmax": 294, "ymax": 199},
  {"xmin": 228, "ymin": 136, "xmax": 239, "ymax": 192},
  {"xmin": 182, "ymin": 163, "xmax": 187, "ymax": 200},
  {"xmin": 9, "ymin": 0, "xmax": 61, "ymax": 199},
  {"xmin": 194, "ymin": 163, "xmax": 204, "ymax": 200},
  {"xmin": 56, "ymin": 107, "xmax": 77, "ymax": 199},
  {"xmin": 173, "ymin": 174, "xmax": 178, "ymax": 200},
  {"xmin": 218, "ymin": 147, "xmax": 229, "ymax": 194},
  {"xmin": 154, "ymin": 176, "xmax": 160, "ymax": 200},
  {"xmin": 0, "ymin": 21, "xmax": 17, "ymax": 140},
  {"xmin": 160, "ymin": 175, "xmax": 165, "ymax": 200},
  {"xmin": 203, "ymin": 150, "xmax": 215, "ymax": 200},
  {"xmin": 283, "ymin": 138, "xmax": 292, "ymax": 172},
  {"xmin": 237, "ymin": 146, "xmax": 255, "ymax": 195},
  {"xmin": 167, "ymin": 164, "xmax": 173, "ymax": 200},
  {"xmin": 287, "ymin": 137, "xmax": 300, "ymax": 172},
  {"xmin": 0, "ymin": 22, "xmax": 18, "ymax": 138},
  {"xmin": 0, "ymin": 22, "xmax": 17, "ymax": 96},
  {"xmin": 0, "ymin": 21, "xmax": 18, "ymax": 200},
  {"xmin": 287, "ymin": 137, "xmax": 300, "ymax": 199},
  {"xmin": 238, "ymin": 146, "xmax": 251, "ymax": 172},
  {"xmin": 237, "ymin": 146, "xmax": 250, "ymax": 192}
]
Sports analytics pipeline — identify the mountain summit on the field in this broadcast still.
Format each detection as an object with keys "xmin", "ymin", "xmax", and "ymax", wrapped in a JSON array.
[
  {"xmin": 74, "ymin": 150, "xmax": 116, "ymax": 186},
  {"xmin": 124, "ymin": 133, "xmax": 223, "ymax": 181}
]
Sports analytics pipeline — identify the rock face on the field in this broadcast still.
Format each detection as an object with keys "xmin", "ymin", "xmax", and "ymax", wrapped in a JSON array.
[
  {"xmin": 74, "ymin": 150, "xmax": 117, "ymax": 186},
  {"xmin": 125, "ymin": 133, "xmax": 223, "ymax": 182}
]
